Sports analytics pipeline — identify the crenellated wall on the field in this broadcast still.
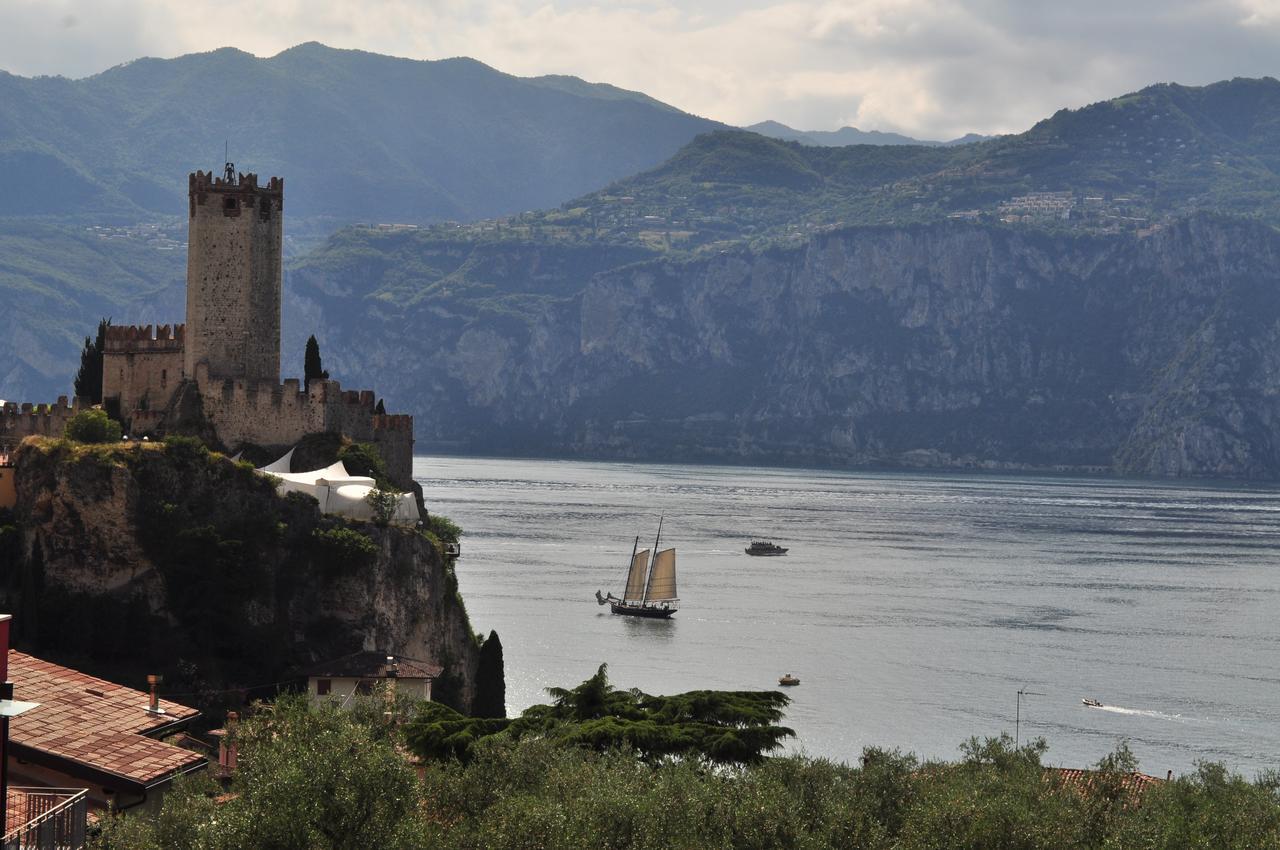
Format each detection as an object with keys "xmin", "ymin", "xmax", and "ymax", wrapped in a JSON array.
[
  {"xmin": 103, "ymin": 324, "xmax": 185, "ymax": 421},
  {"xmin": 191, "ymin": 364, "xmax": 414, "ymax": 485},
  {"xmin": 0, "ymin": 397, "xmax": 87, "ymax": 450}
]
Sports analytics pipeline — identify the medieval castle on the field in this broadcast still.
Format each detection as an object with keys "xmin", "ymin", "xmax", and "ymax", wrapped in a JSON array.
[{"xmin": 1, "ymin": 165, "xmax": 414, "ymax": 486}]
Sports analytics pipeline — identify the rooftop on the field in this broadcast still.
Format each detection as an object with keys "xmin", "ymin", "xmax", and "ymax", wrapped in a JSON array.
[
  {"xmin": 298, "ymin": 651, "xmax": 442, "ymax": 681},
  {"xmin": 8, "ymin": 651, "xmax": 205, "ymax": 788},
  {"xmin": 1048, "ymin": 767, "xmax": 1165, "ymax": 802}
]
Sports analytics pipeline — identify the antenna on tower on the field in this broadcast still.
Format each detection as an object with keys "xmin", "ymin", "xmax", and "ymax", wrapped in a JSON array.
[{"xmin": 223, "ymin": 140, "xmax": 235, "ymax": 183}]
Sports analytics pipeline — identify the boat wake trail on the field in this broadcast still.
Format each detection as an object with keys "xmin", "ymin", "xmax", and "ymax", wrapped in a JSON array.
[{"xmin": 1095, "ymin": 705, "xmax": 1184, "ymax": 722}]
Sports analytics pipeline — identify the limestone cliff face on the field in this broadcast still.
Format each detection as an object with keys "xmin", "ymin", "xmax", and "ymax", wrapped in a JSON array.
[
  {"xmin": 3, "ymin": 440, "xmax": 484, "ymax": 711},
  {"xmin": 289, "ymin": 215, "xmax": 1280, "ymax": 478}
]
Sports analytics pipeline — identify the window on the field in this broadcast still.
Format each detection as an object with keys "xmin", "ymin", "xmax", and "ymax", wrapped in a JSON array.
[
  {"xmin": 160, "ymin": 369, "xmax": 167, "ymax": 388},
  {"xmin": 315, "ymin": 678, "xmax": 331, "ymax": 696}
]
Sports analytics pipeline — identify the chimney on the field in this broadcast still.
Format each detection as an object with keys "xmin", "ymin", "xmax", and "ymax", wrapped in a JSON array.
[
  {"xmin": 385, "ymin": 655, "xmax": 398, "ymax": 679},
  {"xmin": 145, "ymin": 674, "xmax": 165, "ymax": 715},
  {"xmin": 1166, "ymin": 770, "xmax": 1172, "ymax": 781}
]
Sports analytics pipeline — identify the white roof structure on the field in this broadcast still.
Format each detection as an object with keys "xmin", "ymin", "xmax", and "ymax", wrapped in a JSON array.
[{"xmin": 257, "ymin": 450, "xmax": 418, "ymax": 524}]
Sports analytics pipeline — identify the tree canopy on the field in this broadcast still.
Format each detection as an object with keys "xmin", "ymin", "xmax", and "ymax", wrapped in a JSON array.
[
  {"xmin": 405, "ymin": 663, "xmax": 793, "ymax": 766},
  {"xmin": 73, "ymin": 317, "xmax": 110, "ymax": 403},
  {"xmin": 304, "ymin": 334, "xmax": 329, "ymax": 388},
  {"xmin": 64, "ymin": 408, "xmax": 121, "ymax": 443}
]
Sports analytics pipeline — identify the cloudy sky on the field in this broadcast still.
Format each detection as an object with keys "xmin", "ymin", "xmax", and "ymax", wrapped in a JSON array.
[{"xmin": 1, "ymin": 0, "xmax": 1278, "ymax": 139}]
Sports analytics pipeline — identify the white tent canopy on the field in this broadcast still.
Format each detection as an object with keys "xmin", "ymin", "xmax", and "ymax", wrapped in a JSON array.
[{"xmin": 256, "ymin": 449, "xmax": 418, "ymax": 524}]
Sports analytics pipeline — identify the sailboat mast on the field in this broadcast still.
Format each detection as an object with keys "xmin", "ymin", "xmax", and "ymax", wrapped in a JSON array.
[
  {"xmin": 642, "ymin": 516, "xmax": 663, "ymax": 604},
  {"xmin": 624, "ymin": 535, "xmax": 638, "ymax": 585}
]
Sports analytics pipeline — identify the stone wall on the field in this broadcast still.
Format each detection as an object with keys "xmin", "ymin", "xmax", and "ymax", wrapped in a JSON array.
[
  {"xmin": 185, "ymin": 170, "xmax": 283, "ymax": 384},
  {"xmin": 0, "ymin": 397, "xmax": 85, "ymax": 451},
  {"xmin": 371, "ymin": 415, "xmax": 415, "ymax": 488},
  {"xmin": 102, "ymin": 324, "xmax": 185, "ymax": 425},
  {"xmin": 192, "ymin": 364, "xmax": 415, "ymax": 486}
]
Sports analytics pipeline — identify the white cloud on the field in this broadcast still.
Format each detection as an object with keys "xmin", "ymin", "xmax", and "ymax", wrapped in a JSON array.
[{"xmin": 0, "ymin": 0, "xmax": 1278, "ymax": 139}]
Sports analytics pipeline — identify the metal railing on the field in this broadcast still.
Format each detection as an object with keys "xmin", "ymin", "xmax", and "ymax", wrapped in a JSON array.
[{"xmin": 3, "ymin": 787, "xmax": 88, "ymax": 850}]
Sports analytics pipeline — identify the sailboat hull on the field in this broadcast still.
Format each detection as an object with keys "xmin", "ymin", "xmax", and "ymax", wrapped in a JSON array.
[{"xmin": 610, "ymin": 601, "xmax": 677, "ymax": 619}]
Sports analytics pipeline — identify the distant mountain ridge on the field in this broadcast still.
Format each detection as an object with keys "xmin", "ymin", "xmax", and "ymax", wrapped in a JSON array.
[
  {"xmin": 746, "ymin": 119, "xmax": 987, "ymax": 147},
  {"xmin": 536, "ymin": 76, "xmax": 1280, "ymax": 250},
  {"xmin": 0, "ymin": 42, "xmax": 722, "ymax": 222}
]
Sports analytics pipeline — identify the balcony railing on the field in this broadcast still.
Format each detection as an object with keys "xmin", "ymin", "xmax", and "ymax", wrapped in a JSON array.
[{"xmin": 3, "ymin": 787, "xmax": 88, "ymax": 850}]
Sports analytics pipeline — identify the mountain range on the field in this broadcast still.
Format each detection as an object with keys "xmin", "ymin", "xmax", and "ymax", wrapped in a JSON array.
[
  {"xmin": 746, "ymin": 120, "xmax": 987, "ymax": 147},
  {"xmin": 0, "ymin": 42, "xmax": 720, "ymax": 222},
  {"xmin": 6, "ymin": 51, "xmax": 1280, "ymax": 478}
]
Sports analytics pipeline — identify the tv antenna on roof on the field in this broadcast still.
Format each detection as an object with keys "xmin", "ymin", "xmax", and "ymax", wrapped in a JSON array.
[{"xmin": 223, "ymin": 140, "xmax": 235, "ymax": 183}]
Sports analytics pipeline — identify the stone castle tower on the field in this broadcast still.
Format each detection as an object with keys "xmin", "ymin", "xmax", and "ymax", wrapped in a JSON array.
[
  {"xmin": 5, "ymin": 163, "xmax": 418, "ymax": 486},
  {"xmin": 184, "ymin": 166, "xmax": 284, "ymax": 383}
]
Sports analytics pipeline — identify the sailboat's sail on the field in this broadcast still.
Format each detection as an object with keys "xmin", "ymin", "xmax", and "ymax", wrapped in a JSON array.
[
  {"xmin": 623, "ymin": 549, "xmax": 651, "ymax": 602},
  {"xmin": 646, "ymin": 548, "xmax": 677, "ymax": 601}
]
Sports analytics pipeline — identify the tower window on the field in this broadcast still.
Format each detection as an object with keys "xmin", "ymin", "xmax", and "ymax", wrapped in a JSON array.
[{"xmin": 222, "ymin": 196, "xmax": 240, "ymax": 217}]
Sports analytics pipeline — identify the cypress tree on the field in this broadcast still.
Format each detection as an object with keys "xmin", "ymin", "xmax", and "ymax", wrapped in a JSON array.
[
  {"xmin": 73, "ymin": 318, "xmax": 110, "ymax": 403},
  {"xmin": 304, "ymin": 335, "xmax": 329, "ymax": 388},
  {"xmin": 474, "ymin": 630, "xmax": 506, "ymax": 718}
]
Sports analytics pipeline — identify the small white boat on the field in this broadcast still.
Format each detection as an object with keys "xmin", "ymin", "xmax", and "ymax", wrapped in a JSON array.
[{"xmin": 1082, "ymin": 698, "xmax": 1103, "ymax": 708}]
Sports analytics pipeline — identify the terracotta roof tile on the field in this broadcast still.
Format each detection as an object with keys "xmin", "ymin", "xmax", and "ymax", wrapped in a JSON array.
[
  {"xmin": 7, "ymin": 651, "xmax": 204, "ymax": 787},
  {"xmin": 1046, "ymin": 767, "xmax": 1165, "ymax": 804}
]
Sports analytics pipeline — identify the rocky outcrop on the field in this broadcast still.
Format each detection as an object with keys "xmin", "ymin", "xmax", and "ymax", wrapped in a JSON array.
[
  {"xmin": 290, "ymin": 214, "xmax": 1280, "ymax": 479},
  {"xmin": 2, "ymin": 438, "xmax": 486, "ymax": 712}
]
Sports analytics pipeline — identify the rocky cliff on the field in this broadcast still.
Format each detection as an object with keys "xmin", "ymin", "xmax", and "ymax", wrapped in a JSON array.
[
  {"xmin": 291, "ymin": 214, "xmax": 1280, "ymax": 478},
  {"xmin": 0, "ymin": 437, "xmax": 487, "ymax": 712}
]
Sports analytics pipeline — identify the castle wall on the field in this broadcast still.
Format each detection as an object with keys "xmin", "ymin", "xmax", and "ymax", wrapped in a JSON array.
[
  {"xmin": 371, "ymin": 415, "xmax": 415, "ymax": 490},
  {"xmin": 102, "ymin": 324, "xmax": 184, "ymax": 428},
  {"xmin": 185, "ymin": 171, "xmax": 283, "ymax": 384},
  {"xmin": 81, "ymin": 167, "xmax": 416, "ymax": 489},
  {"xmin": 193, "ymin": 365, "xmax": 414, "ymax": 487},
  {"xmin": 0, "ymin": 398, "xmax": 86, "ymax": 451}
]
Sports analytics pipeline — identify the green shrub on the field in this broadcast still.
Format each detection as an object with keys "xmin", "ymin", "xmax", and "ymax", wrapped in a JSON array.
[
  {"xmin": 63, "ymin": 409, "xmax": 121, "ymax": 444},
  {"xmin": 311, "ymin": 525, "xmax": 378, "ymax": 575},
  {"xmin": 427, "ymin": 513, "xmax": 463, "ymax": 546},
  {"xmin": 339, "ymin": 442, "xmax": 391, "ymax": 488},
  {"xmin": 364, "ymin": 488, "xmax": 401, "ymax": 527}
]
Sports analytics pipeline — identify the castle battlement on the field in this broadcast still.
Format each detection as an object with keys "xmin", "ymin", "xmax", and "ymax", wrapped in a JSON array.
[
  {"xmin": 104, "ymin": 324, "xmax": 185, "ymax": 353},
  {"xmin": 0, "ymin": 396, "xmax": 88, "ymax": 448},
  {"xmin": 372, "ymin": 414, "xmax": 413, "ymax": 432},
  {"xmin": 1, "ymin": 397, "xmax": 85, "ymax": 418},
  {"xmin": 189, "ymin": 170, "xmax": 283, "ymax": 196}
]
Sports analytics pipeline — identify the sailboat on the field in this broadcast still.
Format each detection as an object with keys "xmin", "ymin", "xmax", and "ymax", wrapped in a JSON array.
[{"xmin": 595, "ymin": 518, "xmax": 679, "ymax": 619}]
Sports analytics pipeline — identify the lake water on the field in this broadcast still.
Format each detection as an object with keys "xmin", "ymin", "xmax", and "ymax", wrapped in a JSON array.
[{"xmin": 415, "ymin": 455, "xmax": 1280, "ymax": 777}]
